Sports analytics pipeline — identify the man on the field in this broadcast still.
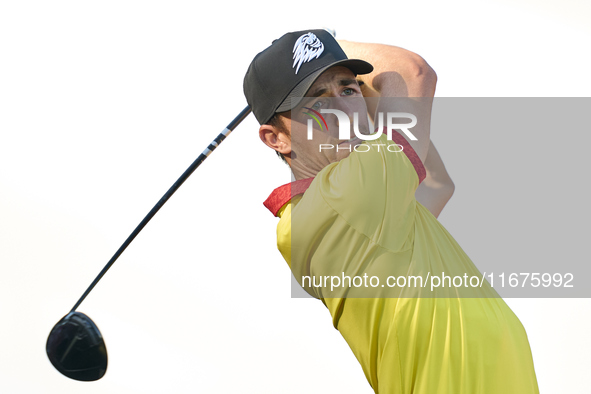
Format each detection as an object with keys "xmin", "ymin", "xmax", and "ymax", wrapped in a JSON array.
[{"xmin": 244, "ymin": 29, "xmax": 539, "ymax": 393}]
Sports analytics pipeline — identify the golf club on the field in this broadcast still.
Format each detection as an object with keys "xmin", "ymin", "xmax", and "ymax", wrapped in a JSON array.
[{"xmin": 46, "ymin": 106, "xmax": 252, "ymax": 381}]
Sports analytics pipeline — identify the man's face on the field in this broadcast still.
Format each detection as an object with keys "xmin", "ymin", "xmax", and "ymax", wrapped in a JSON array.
[{"xmin": 285, "ymin": 66, "xmax": 371, "ymax": 178}]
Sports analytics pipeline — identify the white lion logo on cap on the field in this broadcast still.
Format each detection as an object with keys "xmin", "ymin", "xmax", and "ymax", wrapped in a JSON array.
[{"xmin": 292, "ymin": 32, "xmax": 324, "ymax": 74}]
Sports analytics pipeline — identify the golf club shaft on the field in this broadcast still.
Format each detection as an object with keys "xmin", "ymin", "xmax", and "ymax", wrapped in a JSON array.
[{"xmin": 70, "ymin": 106, "xmax": 252, "ymax": 312}]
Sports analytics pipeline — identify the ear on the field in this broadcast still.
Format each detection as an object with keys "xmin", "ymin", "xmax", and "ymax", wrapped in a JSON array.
[{"xmin": 259, "ymin": 124, "xmax": 291, "ymax": 156}]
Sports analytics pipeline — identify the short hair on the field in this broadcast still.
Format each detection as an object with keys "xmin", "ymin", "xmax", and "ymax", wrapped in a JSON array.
[{"xmin": 266, "ymin": 113, "xmax": 290, "ymax": 165}]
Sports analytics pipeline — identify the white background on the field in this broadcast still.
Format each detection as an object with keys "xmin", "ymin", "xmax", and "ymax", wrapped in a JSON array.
[{"xmin": 1, "ymin": 0, "xmax": 589, "ymax": 392}]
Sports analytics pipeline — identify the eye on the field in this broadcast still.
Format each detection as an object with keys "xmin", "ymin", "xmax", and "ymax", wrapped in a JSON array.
[
  {"xmin": 310, "ymin": 100, "xmax": 324, "ymax": 111},
  {"xmin": 342, "ymin": 88, "xmax": 356, "ymax": 96}
]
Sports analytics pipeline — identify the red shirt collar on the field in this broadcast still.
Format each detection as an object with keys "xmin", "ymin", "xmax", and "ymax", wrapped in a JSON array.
[{"xmin": 263, "ymin": 177, "xmax": 314, "ymax": 217}]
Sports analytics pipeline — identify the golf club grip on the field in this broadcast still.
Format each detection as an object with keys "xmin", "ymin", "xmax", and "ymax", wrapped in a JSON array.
[{"xmin": 70, "ymin": 106, "xmax": 252, "ymax": 312}]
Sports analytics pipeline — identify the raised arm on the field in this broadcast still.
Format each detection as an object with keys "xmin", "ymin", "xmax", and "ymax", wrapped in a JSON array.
[
  {"xmin": 337, "ymin": 41, "xmax": 437, "ymax": 100},
  {"xmin": 338, "ymin": 40, "xmax": 436, "ymax": 161},
  {"xmin": 338, "ymin": 40, "xmax": 454, "ymax": 218}
]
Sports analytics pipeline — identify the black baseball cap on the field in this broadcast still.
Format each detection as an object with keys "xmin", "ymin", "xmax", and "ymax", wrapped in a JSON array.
[{"xmin": 243, "ymin": 29, "xmax": 373, "ymax": 125}]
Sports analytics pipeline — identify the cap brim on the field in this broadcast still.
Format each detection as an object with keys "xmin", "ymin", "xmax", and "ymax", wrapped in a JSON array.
[{"xmin": 276, "ymin": 59, "xmax": 373, "ymax": 113}]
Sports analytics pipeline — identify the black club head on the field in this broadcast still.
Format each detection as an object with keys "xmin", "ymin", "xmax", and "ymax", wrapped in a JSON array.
[{"xmin": 46, "ymin": 311, "xmax": 107, "ymax": 381}]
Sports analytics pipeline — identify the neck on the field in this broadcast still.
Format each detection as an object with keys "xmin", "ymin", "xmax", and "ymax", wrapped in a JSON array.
[{"xmin": 287, "ymin": 158, "xmax": 320, "ymax": 181}]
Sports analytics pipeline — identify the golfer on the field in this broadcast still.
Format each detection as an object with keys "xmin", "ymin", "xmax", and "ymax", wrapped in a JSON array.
[{"xmin": 243, "ymin": 29, "xmax": 538, "ymax": 393}]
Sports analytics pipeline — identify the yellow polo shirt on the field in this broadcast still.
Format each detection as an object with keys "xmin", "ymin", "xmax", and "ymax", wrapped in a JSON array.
[{"xmin": 264, "ymin": 133, "xmax": 539, "ymax": 393}]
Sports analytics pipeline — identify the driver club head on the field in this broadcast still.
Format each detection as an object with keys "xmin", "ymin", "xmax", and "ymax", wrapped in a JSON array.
[{"xmin": 46, "ymin": 311, "xmax": 107, "ymax": 381}]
